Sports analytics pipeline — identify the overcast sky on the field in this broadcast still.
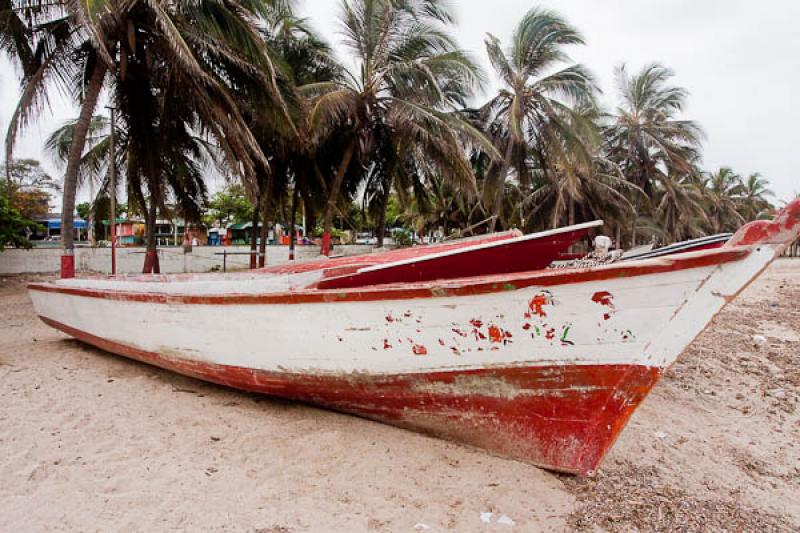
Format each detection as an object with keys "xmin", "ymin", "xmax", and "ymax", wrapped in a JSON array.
[{"xmin": 2, "ymin": 0, "xmax": 798, "ymax": 205}]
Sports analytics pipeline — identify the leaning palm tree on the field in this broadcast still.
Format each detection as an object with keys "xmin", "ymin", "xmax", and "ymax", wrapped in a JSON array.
[
  {"xmin": 308, "ymin": 0, "xmax": 494, "ymax": 255},
  {"xmin": 7, "ymin": 0, "xmax": 291, "ymax": 275},
  {"xmin": 46, "ymin": 113, "xmax": 212, "ymax": 254},
  {"xmin": 477, "ymin": 7, "xmax": 597, "ymax": 232},
  {"xmin": 3, "ymin": 1, "xmax": 91, "ymax": 273}
]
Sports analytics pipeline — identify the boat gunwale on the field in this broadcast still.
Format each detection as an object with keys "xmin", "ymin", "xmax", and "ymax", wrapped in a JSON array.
[
  {"xmin": 27, "ymin": 245, "xmax": 752, "ymax": 305},
  {"xmin": 621, "ymin": 233, "xmax": 733, "ymax": 261}
]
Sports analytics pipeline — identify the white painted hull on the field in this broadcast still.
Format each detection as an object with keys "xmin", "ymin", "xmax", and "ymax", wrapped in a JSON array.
[{"xmin": 28, "ymin": 245, "xmax": 777, "ymax": 376}]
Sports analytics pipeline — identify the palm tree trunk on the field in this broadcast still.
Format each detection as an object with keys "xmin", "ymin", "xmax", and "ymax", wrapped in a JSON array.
[
  {"xmin": 568, "ymin": 197, "xmax": 575, "ymax": 226},
  {"xmin": 5, "ymin": 162, "xmax": 13, "ymax": 203},
  {"xmin": 488, "ymin": 141, "xmax": 515, "ymax": 233},
  {"xmin": 88, "ymin": 177, "xmax": 95, "ymax": 246},
  {"xmin": 288, "ymin": 185, "xmax": 299, "ymax": 260},
  {"xmin": 60, "ymin": 62, "xmax": 107, "ymax": 278},
  {"xmin": 258, "ymin": 193, "xmax": 269, "ymax": 268},
  {"xmin": 249, "ymin": 190, "xmax": 260, "ymax": 269},
  {"xmin": 550, "ymin": 194, "xmax": 563, "ymax": 230},
  {"xmin": 567, "ymin": 197, "xmax": 576, "ymax": 252},
  {"xmin": 375, "ymin": 208, "xmax": 387, "ymax": 248},
  {"xmin": 489, "ymin": 179, "xmax": 506, "ymax": 233},
  {"xmin": 299, "ymin": 183, "xmax": 316, "ymax": 243},
  {"xmin": 142, "ymin": 194, "xmax": 160, "ymax": 273},
  {"xmin": 321, "ymin": 140, "xmax": 355, "ymax": 256},
  {"xmin": 375, "ymin": 187, "xmax": 389, "ymax": 248}
]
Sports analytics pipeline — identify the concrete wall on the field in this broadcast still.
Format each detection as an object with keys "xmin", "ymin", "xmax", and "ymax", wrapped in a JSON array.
[{"xmin": 0, "ymin": 245, "xmax": 376, "ymax": 275}]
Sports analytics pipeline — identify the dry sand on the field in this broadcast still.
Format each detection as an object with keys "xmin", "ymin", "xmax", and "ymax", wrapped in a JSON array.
[{"xmin": 1, "ymin": 261, "xmax": 798, "ymax": 532}]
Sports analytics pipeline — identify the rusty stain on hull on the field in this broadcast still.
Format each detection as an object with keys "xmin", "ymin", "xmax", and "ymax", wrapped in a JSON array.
[{"xmin": 40, "ymin": 315, "xmax": 661, "ymax": 476}]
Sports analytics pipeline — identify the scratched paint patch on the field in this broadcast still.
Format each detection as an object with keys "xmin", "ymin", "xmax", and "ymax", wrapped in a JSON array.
[
  {"xmin": 412, "ymin": 343, "xmax": 428, "ymax": 355},
  {"xmin": 591, "ymin": 290, "xmax": 615, "ymax": 321},
  {"xmin": 487, "ymin": 324, "xmax": 513, "ymax": 344},
  {"xmin": 377, "ymin": 286, "xmax": 636, "ymax": 355},
  {"xmin": 526, "ymin": 290, "xmax": 554, "ymax": 319},
  {"xmin": 521, "ymin": 289, "xmax": 566, "ymax": 346}
]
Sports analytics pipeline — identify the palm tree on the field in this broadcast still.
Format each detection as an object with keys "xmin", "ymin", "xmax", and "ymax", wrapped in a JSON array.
[
  {"xmin": 46, "ymin": 114, "xmax": 212, "ymax": 253},
  {"xmin": 516, "ymin": 101, "xmax": 643, "ymax": 239},
  {"xmin": 703, "ymin": 167, "xmax": 745, "ymax": 233},
  {"xmin": 478, "ymin": 7, "xmax": 596, "ymax": 232},
  {"xmin": 738, "ymin": 172, "xmax": 774, "ymax": 221},
  {"xmin": 45, "ymin": 115, "xmax": 111, "ymax": 243},
  {"xmin": 244, "ymin": 7, "xmax": 342, "ymax": 267},
  {"xmin": 308, "ymin": 0, "xmax": 492, "ymax": 254},
  {"xmin": 7, "ymin": 0, "xmax": 290, "ymax": 275},
  {"xmin": 3, "ymin": 1, "xmax": 93, "ymax": 273},
  {"xmin": 606, "ymin": 64, "xmax": 703, "ymax": 194},
  {"xmin": 655, "ymin": 174, "xmax": 708, "ymax": 243},
  {"xmin": 604, "ymin": 63, "xmax": 704, "ymax": 245}
]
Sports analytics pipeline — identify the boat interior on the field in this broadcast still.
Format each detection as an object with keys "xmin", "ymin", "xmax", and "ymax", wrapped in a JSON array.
[{"xmin": 43, "ymin": 220, "xmax": 749, "ymax": 297}]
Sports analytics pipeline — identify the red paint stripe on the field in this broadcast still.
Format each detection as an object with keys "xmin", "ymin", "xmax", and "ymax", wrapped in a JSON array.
[
  {"xmin": 42, "ymin": 316, "xmax": 660, "ymax": 475},
  {"xmin": 727, "ymin": 198, "xmax": 800, "ymax": 246},
  {"xmin": 28, "ymin": 248, "xmax": 749, "ymax": 306}
]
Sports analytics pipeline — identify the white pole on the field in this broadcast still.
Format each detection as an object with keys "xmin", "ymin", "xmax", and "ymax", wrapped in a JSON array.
[
  {"xmin": 88, "ymin": 177, "xmax": 95, "ymax": 245},
  {"xmin": 107, "ymin": 106, "xmax": 117, "ymax": 275}
]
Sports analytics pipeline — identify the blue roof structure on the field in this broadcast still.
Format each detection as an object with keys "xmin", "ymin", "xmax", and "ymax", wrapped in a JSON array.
[{"xmin": 46, "ymin": 219, "xmax": 88, "ymax": 230}]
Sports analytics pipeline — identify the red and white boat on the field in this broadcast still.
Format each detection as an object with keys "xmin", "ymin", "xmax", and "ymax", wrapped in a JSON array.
[{"xmin": 28, "ymin": 201, "xmax": 800, "ymax": 475}]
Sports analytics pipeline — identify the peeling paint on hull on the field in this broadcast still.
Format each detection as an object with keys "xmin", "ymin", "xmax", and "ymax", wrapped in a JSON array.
[{"xmin": 40, "ymin": 316, "xmax": 659, "ymax": 475}]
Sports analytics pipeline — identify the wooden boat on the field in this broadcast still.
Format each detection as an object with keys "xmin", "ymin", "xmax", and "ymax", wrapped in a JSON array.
[{"xmin": 28, "ymin": 201, "xmax": 800, "ymax": 475}]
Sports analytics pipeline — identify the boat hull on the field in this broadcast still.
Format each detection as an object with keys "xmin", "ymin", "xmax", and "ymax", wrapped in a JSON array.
[
  {"xmin": 27, "ymin": 244, "xmax": 776, "ymax": 475},
  {"xmin": 40, "ymin": 315, "xmax": 660, "ymax": 474}
]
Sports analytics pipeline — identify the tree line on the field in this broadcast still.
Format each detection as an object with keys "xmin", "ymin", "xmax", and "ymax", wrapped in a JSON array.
[{"xmin": 1, "ymin": 0, "xmax": 775, "ymax": 272}]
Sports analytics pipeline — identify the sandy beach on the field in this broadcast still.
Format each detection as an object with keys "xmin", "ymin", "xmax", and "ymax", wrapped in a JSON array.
[{"xmin": 1, "ymin": 261, "xmax": 798, "ymax": 532}]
